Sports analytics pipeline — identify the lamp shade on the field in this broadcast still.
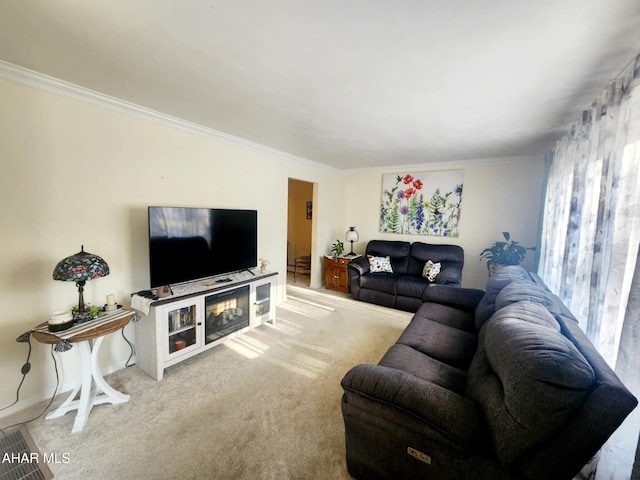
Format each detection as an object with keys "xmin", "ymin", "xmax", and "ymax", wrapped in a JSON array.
[
  {"xmin": 53, "ymin": 246, "xmax": 110, "ymax": 283},
  {"xmin": 53, "ymin": 246, "xmax": 109, "ymax": 317},
  {"xmin": 345, "ymin": 227, "xmax": 359, "ymax": 256},
  {"xmin": 345, "ymin": 227, "xmax": 359, "ymax": 243}
]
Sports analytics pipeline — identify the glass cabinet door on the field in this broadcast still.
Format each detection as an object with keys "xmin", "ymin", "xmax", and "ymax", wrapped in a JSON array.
[
  {"xmin": 167, "ymin": 304, "xmax": 197, "ymax": 355},
  {"xmin": 255, "ymin": 283, "xmax": 271, "ymax": 318}
]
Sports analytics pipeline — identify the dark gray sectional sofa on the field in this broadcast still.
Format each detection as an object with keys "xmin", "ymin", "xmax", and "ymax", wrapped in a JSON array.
[
  {"xmin": 348, "ymin": 240, "xmax": 464, "ymax": 312},
  {"xmin": 340, "ymin": 266, "xmax": 637, "ymax": 480}
]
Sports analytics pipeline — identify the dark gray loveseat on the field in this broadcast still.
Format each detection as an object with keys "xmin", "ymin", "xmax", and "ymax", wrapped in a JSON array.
[
  {"xmin": 341, "ymin": 266, "xmax": 637, "ymax": 479},
  {"xmin": 348, "ymin": 240, "xmax": 464, "ymax": 312}
]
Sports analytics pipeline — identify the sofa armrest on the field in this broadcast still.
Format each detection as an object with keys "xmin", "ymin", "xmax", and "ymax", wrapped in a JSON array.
[
  {"xmin": 341, "ymin": 364, "xmax": 486, "ymax": 452},
  {"xmin": 348, "ymin": 256, "xmax": 369, "ymax": 299},
  {"xmin": 348, "ymin": 255, "xmax": 370, "ymax": 276},
  {"xmin": 421, "ymin": 285, "xmax": 485, "ymax": 312}
]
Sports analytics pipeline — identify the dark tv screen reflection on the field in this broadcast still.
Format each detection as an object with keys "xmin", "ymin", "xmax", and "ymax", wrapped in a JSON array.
[{"xmin": 148, "ymin": 206, "xmax": 258, "ymax": 288}]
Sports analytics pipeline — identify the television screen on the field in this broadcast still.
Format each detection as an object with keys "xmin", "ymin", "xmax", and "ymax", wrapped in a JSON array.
[{"xmin": 148, "ymin": 206, "xmax": 258, "ymax": 288}]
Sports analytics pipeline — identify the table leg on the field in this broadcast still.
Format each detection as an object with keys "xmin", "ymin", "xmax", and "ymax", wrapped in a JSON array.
[
  {"xmin": 71, "ymin": 341, "xmax": 94, "ymax": 432},
  {"xmin": 45, "ymin": 341, "xmax": 91, "ymax": 426},
  {"xmin": 45, "ymin": 337, "xmax": 130, "ymax": 433},
  {"xmin": 90, "ymin": 336, "xmax": 130, "ymax": 405}
]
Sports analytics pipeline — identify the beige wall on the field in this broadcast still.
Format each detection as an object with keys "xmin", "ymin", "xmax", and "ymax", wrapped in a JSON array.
[
  {"xmin": 339, "ymin": 159, "xmax": 546, "ymax": 289},
  {"xmin": 0, "ymin": 78, "xmax": 341, "ymax": 414}
]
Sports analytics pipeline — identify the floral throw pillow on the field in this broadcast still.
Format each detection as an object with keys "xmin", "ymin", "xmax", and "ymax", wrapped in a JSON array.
[
  {"xmin": 422, "ymin": 260, "xmax": 441, "ymax": 282},
  {"xmin": 368, "ymin": 255, "xmax": 393, "ymax": 273}
]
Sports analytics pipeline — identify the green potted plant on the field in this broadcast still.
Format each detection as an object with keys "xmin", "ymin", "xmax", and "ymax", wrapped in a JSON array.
[
  {"xmin": 480, "ymin": 232, "xmax": 535, "ymax": 275},
  {"xmin": 330, "ymin": 239, "xmax": 344, "ymax": 257}
]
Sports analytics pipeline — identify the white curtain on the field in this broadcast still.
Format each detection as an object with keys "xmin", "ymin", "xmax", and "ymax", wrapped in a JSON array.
[
  {"xmin": 539, "ymin": 52, "xmax": 640, "ymax": 478},
  {"xmin": 539, "ymin": 53, "xmax": 640, "ymax": 368}
]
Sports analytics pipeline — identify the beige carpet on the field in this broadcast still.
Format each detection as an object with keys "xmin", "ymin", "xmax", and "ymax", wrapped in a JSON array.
[{"xmin": 3, "ymin": 285, "xmax": 412, "ymax": 480}]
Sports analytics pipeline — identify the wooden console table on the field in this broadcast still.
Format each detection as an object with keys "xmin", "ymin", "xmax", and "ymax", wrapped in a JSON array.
[{"xmin": 31, "ymin": 310, "xmax": 135, "ymax": 433}]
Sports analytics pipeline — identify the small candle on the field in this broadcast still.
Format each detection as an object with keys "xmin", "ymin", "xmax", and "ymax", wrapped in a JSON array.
[{"xmin": 106, "ymin": 294, "xmax": 116, "ymax": 306}]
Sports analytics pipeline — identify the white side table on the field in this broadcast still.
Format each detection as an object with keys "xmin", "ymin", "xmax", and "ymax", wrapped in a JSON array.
[{"xmin": 31, "ymin": 310, "xmax": 135, "ymax": 433}]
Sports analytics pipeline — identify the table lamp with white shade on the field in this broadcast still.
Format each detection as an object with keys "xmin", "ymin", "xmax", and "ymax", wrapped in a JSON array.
[{"xmin": 345, "ymin": 227, "xmax": 359, "ymax": 256}]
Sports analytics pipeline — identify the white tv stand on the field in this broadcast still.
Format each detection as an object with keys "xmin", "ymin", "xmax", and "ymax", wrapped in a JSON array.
[{"xmin": 134, "ymin": 269, "xmax": 277, "ymax": 381}]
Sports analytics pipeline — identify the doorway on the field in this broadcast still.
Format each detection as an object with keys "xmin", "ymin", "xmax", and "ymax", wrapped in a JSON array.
[{"xmin": 287, "ymin": 178, "xmax": 314, "ymax": 286}]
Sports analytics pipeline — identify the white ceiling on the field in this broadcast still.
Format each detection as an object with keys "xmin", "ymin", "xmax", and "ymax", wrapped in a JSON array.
[{"xmin": 1, "ymin": 0, "xmax": 639, "ymax": 170}]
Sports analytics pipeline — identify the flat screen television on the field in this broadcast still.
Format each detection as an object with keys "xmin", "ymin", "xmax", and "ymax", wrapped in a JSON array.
[{"xmin": 148, "ymin": 206, "xmax": 258, "ymax": 288}]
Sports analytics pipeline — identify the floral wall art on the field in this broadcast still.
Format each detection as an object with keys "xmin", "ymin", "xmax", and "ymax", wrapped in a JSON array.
[{"xmin": 380, "ymin": 170, "xmax": 464, "ymax": 237}]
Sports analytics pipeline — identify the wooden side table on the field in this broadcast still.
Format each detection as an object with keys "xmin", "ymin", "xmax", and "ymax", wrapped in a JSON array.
[
  {"xmin": 324, "ymin": 256, "xmax": 353, "ymax": 293},
  {"xmin": 31, "ymin": 310, "xmax": 135, "ymax": 433}
]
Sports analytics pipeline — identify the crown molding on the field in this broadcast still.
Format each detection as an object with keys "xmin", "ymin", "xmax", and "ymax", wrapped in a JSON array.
[
  {"xmin": 0, "ymin": 60, "xmax": 335, "ymax": 172},
  {"xmin": 339, "ymin": 154, "xmax": 545, "ymax": 175}
]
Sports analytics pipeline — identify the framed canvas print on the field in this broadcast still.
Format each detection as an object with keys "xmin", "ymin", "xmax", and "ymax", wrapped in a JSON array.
[{"xmin": 380, "ymin": 170, "xmax": 464, "ymax": 237}]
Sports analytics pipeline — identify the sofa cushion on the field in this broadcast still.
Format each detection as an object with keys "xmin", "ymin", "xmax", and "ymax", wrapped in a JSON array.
[
  {"xmin": 365, "ymin": 240, "xmax": 410, "ymax": 275},
  {"xmin": 356, "ymin": 289, "xmax": 397, "ymax": 309},
  {"xmin": 419, "ymin": 286, "xmax": 485, "ymax": 314},
  {"xmin": 474, "ymin": 265, "xmax": 534, "ymax": 329},
  {"xmin": 469, "ymin": 314, "xmax": 595, "ymax": 466},
  {"xmin": 359, "ymin": 272, "xmax": 401, "ymax": 295},
  {"xmin": 367, "ymin": 255, "xmax": 393, "ymax": 273},
  {"xmin": 422, "ymin": 260, "xmax": 441, "ymax": 281},
  {"xmin": 415, "ymin": 301, "xmax": 477, "ymax": 332},
  {"xmin": 486, "ymin": 265, "xmax": 533, "ymax": 292},
  {"xmin": 489, "ymin": 300, "xmax": 560, "ymax": 332},
  {"xmin": 407, "ymin": 242, "xmax": 464, "ymax": 280},
  {"xmin": 397, "ymin": 317, "xmax": 477, "ymax": 371},
  {"xmin": 379, "ymin": 344, "xmax": 468, "ymax": 395},
  {"xmin": 495, "ymin": 281, "xmax": 563, "ymax": 317},
  {"xmin": 396, "ymin": 276, "xmax": 428, "ymax": 298}
]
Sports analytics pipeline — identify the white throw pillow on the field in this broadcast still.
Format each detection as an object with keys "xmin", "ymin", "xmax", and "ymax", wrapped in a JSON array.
[
  {"xmin": 422, "ymin": 260, "xmax": 441, "ymax": 282},
  {"xmin": 368, "ymin": 255, "xmax": 393, "ymax": 273}
]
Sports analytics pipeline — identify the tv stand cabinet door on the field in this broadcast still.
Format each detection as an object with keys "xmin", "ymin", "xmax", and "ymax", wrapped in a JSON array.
[
  {"xmin": 162, "ymin": 298, "xmax": 203, "ymax": 365},
  {"xmin": 252, "ymin": 277, "xmax": 276, "ymax": 326},
  {"xmin": 135, "ymin": 298, "xmax": 203, "ymax": 381}
]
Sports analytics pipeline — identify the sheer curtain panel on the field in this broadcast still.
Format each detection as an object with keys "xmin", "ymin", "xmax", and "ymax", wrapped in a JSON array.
[
  {"xmin": 539, "ymin": 53, "xmax": 640, "ymax": 368},
  {"xmin": 539, "ymin": 52, "xmax": 640, "ymax": 478}
]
